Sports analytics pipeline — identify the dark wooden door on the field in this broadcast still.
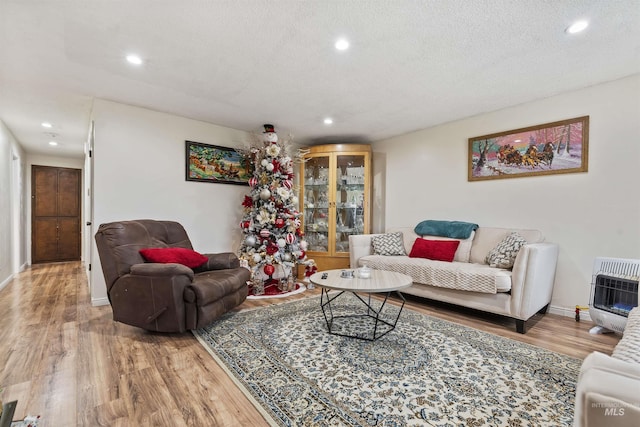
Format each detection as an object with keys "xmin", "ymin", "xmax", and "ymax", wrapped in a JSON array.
[{"xmin": 32, "ymin": 165, "xmax": 81, "ymax": 263}]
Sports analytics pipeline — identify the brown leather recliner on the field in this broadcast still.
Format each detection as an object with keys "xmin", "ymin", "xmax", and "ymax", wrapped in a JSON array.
[{"xmin": 95, "ymin": 219, "xmax": 250, "ymax": 333}]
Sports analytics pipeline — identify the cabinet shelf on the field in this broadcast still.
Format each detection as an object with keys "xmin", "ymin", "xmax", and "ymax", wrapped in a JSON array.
[{"xmin": 337, "ymin": 184, "xmax": 365, "ymax": 191}]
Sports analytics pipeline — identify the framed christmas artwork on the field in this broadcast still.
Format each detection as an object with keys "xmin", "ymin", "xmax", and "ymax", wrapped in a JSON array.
[
  {"xmin": 468, "ymin": 116, "xmax": 589, "ymax": 181},
  {"xmin": 185, "ymin": 141, "xmax": 252, "ymax": 185}
]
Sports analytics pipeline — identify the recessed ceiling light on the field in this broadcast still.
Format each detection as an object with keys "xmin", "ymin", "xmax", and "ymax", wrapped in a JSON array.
[
  {"xmin": 566, "ymin": 20, "xmax": 589, "ymax": 34},
  {"xmin": 324, "ymin": 118, "xmax": 334, "ymax": 125},
  {"xmin": 126, "ymin": 54, "xmax": 143, "ymax": 65},
  {"xmin": 335, "ymin": 39, "xmax": 349, "ymax": 51},
  {"xmin": 41, "ymin": 122, "xmax": 52, "ymax": 128},
  {"xmin": 48, "ymin": 141, "xmax": 58, "ymax": 146}
]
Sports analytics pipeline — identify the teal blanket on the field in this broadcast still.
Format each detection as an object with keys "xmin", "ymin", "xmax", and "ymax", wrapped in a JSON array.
[{"xmin": 414, "ymin": 220, "xmax": 479, "ymax": 239}]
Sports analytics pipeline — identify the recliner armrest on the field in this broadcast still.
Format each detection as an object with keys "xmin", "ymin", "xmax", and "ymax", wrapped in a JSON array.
[
  {"xmin": 130, "ymin": 263, "xmax": 195, "ymax": 280},
  {"xmin": 194, "ymin": 252, "xmax": 240, "ymax": 271}
]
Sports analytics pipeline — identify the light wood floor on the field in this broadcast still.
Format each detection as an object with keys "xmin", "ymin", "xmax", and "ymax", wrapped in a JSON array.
[{"xmin": 0, "ymin": 261, "xmax": 620, "ymax": 426}]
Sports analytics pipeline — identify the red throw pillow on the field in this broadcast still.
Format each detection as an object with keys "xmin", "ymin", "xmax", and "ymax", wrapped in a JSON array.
[
  {"xmin": 409, "ymin": 238, "xmax": 460, "ymax": 262},
  {"xmin": 139, "ymin": 247, "xmax": 208, "ymax": 268}
]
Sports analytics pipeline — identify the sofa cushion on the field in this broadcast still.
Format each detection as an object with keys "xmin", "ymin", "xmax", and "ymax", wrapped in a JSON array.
[
  {"xmin": 470, "ymin": 227, "xmax": 544, "ymax": 264},
  {"xmin": 387, "ymin": 227, "xmax": 474, "ymax": 263},
  {"xmin": 360, "ymin": 255, "xmax": 512, "ymax": 293},
  {"xmin": 409, "ymin": 238, "xmax": 460, "ymax": 262},
  {"xmin": 371, "ymin": 232, "xmax": 406, "ymax": 256},
  {"xmin": 485, "ymin": 232, "xmax": 527, "ymax": 269}
]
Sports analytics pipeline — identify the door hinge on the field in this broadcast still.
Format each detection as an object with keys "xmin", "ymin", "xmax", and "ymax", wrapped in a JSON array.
[{"xmin": 89, "ymin": 263, "xmax": 92, "ymax": 271}]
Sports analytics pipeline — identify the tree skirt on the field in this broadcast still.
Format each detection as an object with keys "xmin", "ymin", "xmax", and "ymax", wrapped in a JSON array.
[
  {"xmin": 194, "ymin": 293, "xmax": 581, "ymax": 426},
  {"xmin": 246, "ymin": 281, "xmax": 306, "ymax": 299}
]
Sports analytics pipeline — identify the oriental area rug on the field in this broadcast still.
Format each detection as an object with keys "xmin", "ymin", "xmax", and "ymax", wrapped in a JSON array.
[{"xmin": 193, "ymin": 294, "xmax": 580, "ymax": 426}]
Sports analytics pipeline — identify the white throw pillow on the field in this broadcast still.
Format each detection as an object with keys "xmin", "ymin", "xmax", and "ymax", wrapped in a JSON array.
[
  {"xmin": 372, "ymin": 232, "xmax": 406, "ymax": 256},
  {"xmin": 485, "ymin": 232, "xmax": 527, "ymax": 269}
]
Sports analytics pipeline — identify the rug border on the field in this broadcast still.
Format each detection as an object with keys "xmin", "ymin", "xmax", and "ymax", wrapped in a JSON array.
[{"xmin": 192, "ymin": 330, "xmax": 281, "ymax": 427}]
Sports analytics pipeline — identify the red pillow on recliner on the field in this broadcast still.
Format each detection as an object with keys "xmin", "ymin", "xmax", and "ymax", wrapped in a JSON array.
[
  {"xmin": 139, "ymin": 247, "xmax": 208, "ymax": 268},
  {"xmin": 409, "ymin": 238, "xmax": 460, "ymax": 262}
]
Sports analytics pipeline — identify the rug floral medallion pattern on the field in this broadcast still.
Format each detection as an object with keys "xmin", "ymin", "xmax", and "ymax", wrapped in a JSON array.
[{"xmin": 194, "ymin": 294, "xmax": 580, "ymax": 426}]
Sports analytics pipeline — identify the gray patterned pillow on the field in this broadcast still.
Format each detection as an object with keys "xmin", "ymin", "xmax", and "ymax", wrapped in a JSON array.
[
  {"xmin": 485, "ymin": 232, "xmax": 527, "ymax": 269},
  {"xmin": 372, "ymin": 232, "xmax": 406, "ymax": 256}
]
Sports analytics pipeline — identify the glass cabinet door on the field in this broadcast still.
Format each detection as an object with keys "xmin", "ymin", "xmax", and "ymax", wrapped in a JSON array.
[
  {"xmin": 303, "ymin": 155, "xmax": 330, "ymax": 253},
  {"xmin": 334, "ymin": 154, "xmax": 366, "ymax": 254}
]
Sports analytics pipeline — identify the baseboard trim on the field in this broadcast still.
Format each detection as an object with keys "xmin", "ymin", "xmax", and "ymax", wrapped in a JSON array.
[
  {"xmin": 0, "ymin": 274, "xmax": 14, "ymax": 292},
  {"xmin": 549, "ymin": 304, "xmax": 592, "ymax": 322},
  {"xmin": 91, "ymin": 297, "xmax": 110, "ymax": 307}
]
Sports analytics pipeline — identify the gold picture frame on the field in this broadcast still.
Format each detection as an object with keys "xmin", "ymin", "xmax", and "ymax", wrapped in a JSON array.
[{"xmin": 468, "ymin": 116, "xmax": 589, "ymax": 181}]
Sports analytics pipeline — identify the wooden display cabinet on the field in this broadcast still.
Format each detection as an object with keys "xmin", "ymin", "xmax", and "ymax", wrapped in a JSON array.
[{"xmin": 300, "ymin": 144, "xmax": 371, "ymax": 273}]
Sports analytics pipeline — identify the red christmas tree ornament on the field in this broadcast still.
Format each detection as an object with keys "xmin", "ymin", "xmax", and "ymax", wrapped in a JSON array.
[
  {"xmin": 285, "ymin": 233, "xmax": 295, "ymax": 244},
  {"xmin": 248, "ymin": 177, "xmax": 258, "ymax": 187},
  {"xmin": 263, "ymin": 264, "xmax": 275, "ymax": 276},
  {"xmin": 274, "ymin": 218, "xmax": 285, "ymax": 228},
  {"xmin": 240, "ymin": 220, "xmax": 250, "ymax": 229},
  {"xmin": 283, "ymin": 179, "xmax": 293, "ymax": 189},
  {"xmin": 260, "ymin": 229, "xmax": 270, "ymax": 238},
  {"xmin": 266, "ymin": 245, "xmax": 278, "ymax": 255}
]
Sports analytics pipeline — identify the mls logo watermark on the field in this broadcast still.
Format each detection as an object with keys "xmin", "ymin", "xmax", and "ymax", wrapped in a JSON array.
[
  {"xmin": 605, "ymin": 407, "xmax": 625, "ymax": 417},
  {"xmin": 592, "ymin": 401, "xmax": 638, "ymax": 417}
]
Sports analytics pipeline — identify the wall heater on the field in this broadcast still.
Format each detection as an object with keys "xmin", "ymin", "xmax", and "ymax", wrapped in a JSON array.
[{"xmin": 589, "ymin": 257, "xmax": 639, "ymax": 334}]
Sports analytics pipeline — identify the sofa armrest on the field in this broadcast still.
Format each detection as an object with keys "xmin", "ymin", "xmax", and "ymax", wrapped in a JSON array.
[
  {"xmin": 194, "ymin": 252, "xmax": 240, "ymax": 272},
  {"xmin": 130, "ymin": 262, "xmax": 195, "ymax": 280},
  {"xmin": 509, "ymin": 242, "xmax": 559, "ymax": 320},
  {"xmin": 349, "ymin": 234, "xmax": 383, "ymax": 268},
  {"xmin": 574, "ymin": 352, "xmax": 640, "ymax": 427}
]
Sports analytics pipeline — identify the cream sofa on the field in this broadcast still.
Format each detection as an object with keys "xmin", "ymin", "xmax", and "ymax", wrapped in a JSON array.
[
  {"xmin": 574, "ymin": 307, "xmax": 640, "ymax": 427},
  {"xmin": 349, "ymin": 226, "xmax": 559, "ymax": 333}
]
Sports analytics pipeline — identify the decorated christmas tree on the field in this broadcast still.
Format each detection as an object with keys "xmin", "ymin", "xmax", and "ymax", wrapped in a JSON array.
[{"xmin": 239, "ymin": 124, "xmax": 308, "ymax": 295}]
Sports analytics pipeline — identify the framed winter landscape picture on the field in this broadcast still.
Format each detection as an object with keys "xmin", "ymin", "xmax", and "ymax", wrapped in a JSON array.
[
  {"xmin": 468, "ymin": 116, "xmax": 589, "ymax": 181},
  {"xmin": 186, "ymin": 141, "xmax": 252, "ymax": 185}
]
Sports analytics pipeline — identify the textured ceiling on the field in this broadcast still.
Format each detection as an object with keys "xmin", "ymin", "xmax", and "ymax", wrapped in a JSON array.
[{"xmin": 1, "ymin": 0, "xmax": 639, "ymax": 158}]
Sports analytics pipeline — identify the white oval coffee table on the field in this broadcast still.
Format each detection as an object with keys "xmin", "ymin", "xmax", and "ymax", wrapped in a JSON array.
[{"xmin": 310, "ymin": 269, "xmax": 413, "ymax": 341}]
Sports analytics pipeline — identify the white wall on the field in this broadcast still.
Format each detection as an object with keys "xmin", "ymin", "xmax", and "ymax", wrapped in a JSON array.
[
  {"xmin": 90, "ymin": 100, "xmax": 251, "ymax": 305},
  {"xmin": 373, "ymin": 74, "xmax": 640, "ymax": 313},
  {"xmin": 26, "ymin": 153, "xmax": 84, "ymax": 265},
  {"xmin": 0, "ymin": 119, "xmax": 26, "ymax": 290}
]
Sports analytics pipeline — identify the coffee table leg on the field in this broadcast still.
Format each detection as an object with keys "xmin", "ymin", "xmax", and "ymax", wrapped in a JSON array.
[
  {"xmin": 321, "ymin": 288, "xmax": 345, "ymax": 333},
  {"xmin": 320, "ymin": 290, "xmax": 406, "ymax": 341}
]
